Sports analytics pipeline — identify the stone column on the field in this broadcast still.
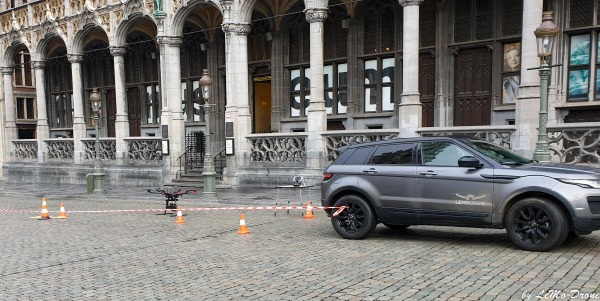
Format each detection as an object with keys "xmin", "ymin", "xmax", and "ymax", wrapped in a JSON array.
[
  {"xmin": 398, "ymin": 0, "xmax": 423, "ymax": 137},
  {"xmin": 514, "ymin": 0, "xmax": 543, "ymax": 157},
  {"xmin": 157, "ymin": 36, "xmax": 184, "ymax": 181},
  {"xmin": 304, "ymin": 7, "xmax": 328, "ymax": 169},
  {"xmin": 110, "ymin": 46, "xmax": 129, "ymax": 164},
  {"xmin": 32, "ymin": 61, "xmax": 49, "ymax": 162},
  {"xmin": 2, "ymin": 67, "xmax": 17, "ymax": 157},
  {"xmin": 68, "ymin": 54, "xmax": 86, "ymax": 164},
  {"xmin": 222, "ymin": 23, "xmax": 251, "ymax": 185}
]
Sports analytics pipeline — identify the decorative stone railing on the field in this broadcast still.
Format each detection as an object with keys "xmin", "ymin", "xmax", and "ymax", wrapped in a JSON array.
[
  {"xmin": 46, "ymin": 138, "xmax": 74, "ymax": 160},
  {"xmin": 248, "ymin": 133, "xmax": 307, "ymax": 163},
  {"xmin": 82, "ymin": 138, "xmax": 116, "ymax": 161},
  {"xmin": 323, "ymin": 130, "xmax": 399, "ymax": 162},
  {"xmin": 417, "ymin": 126, "xmax": 516, "ymax": 149},
  {"xmin": 548, "ymin": 123, "xmax": 600, "ymax": 164},
  {"xmin": 126, "ymin": 137, "xmax": 162, "ymax": 162},
  {"xmin": 12, "ymin": 140, "xmax": 37, "ymax": 160}
]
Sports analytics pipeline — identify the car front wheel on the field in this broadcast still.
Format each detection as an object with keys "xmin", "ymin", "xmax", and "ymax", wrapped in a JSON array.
[
  {"xmin": 331, "ymin": 195, "xmax": 377, "ymax": 239},
  {"xmin": 506, "ymin": 198, "xmax": 569, "ymax": 252}
]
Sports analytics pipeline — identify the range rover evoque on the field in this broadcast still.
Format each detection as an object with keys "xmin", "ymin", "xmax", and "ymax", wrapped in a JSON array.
[{"xmin": 321, "ymin": 136, "xmax": 600, "ymax": 251}]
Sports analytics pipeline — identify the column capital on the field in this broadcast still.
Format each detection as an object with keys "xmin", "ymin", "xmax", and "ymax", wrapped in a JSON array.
[
  {"xmin": 304, "ymin": 8, "xmax": 328, "ymax": 23},
  {"xmin": 398, "ymin": 0, "xmax": 424, "ymax": 7},
  {"xmin": 1, "ymin": 66, "xmax": 14, "ymax": 74},
  {"xmin": 110, "ymin": 46, "xmax": 127, "ymax": 57},
  {"xmin": 157, "ymin": 36, "xmax": 183, "ymax": 46},
  {"xmin": 32, "ymin": 61, "xmax": 46, "ymax": 69},
  {"xmin": 67, "ymin": 54, "xmax": 83, "ymax": 63},
  {"xmin": 221, "ymin": 23, "xmax": 251, "ymax": 35}
]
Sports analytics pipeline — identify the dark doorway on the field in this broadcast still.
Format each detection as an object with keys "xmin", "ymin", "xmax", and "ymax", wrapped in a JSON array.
[
  {"xmin": 420, "ymin": 52, "xmax": 436, "ymax": 127},
  {"xmin": 454, "ymin": 47, "xmax": 492, "ymax": 126},
  {"xmin": 128, "ymin": 87, "xmax": 141, "ymax": 136},
  {"xmin": 106, "ymin": 89, "xmax": 116, "ymax": 137}
]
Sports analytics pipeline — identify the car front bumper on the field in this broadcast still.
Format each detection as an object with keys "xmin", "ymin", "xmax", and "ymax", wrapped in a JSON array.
[{"xmin": 573, "ymin": 217, "xmax": 600, "ymax": 232}]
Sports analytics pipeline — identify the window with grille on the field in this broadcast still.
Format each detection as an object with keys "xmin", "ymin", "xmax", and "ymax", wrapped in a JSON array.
[
  {"xmin": 453, "ymin": 0, "xmax": 498, "ymax": 43},
  {"xmin": 287, "ymin": 4, "xmax": 310, "ymax": 65},
  {"xmin": 363, "ymin": 0, "xmax": 397, "ymax": 55}
]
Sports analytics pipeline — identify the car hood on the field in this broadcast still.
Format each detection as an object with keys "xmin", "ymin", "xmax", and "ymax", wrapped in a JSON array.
[{"xmin": 507, "ymin": 163, "xmax": 600, "ymax": 178}]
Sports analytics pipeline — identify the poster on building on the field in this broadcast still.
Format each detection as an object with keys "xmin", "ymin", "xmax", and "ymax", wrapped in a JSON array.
[
  {"xmin": 502, "ymin": 76, "xmax": 520, "ymax": 104},
  {"xmin": 503, "ymin": 43, "xmax": 521, "ymax": 72}
]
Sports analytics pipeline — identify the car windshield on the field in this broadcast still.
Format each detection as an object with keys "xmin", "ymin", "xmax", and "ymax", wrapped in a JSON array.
[{"xmin": 460, "ymin": 139, "xmax": 532, "ymax": 165}]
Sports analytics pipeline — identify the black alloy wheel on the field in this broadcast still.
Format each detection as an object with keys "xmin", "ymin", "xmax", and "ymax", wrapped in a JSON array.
[
  {"xmin": 506, "ymin": 198, "xmax": 568, "ymax": 252},
  {"xmin": 331, "ymin": 195, "xmax": 377, "ymax": 239}
]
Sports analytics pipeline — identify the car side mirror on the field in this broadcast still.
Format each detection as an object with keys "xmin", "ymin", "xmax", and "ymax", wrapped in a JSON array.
[{"xmin": 458, "ymin": 156, "xmax": 483, "ymax": 169}]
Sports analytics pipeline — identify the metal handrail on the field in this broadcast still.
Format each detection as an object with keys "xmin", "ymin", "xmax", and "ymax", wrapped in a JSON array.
[
  {"xmin": 214, "ymin": 148, "xmax": 226, "ymax": 180},
  {"xmin": 176, "ymin": 151, "xmax": 188, "ymax": 180}
]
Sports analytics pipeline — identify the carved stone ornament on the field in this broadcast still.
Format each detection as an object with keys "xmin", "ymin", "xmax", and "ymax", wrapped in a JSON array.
[
  {"xmin": 304, "ymin": 8, "xmax": 328, "ymax": 23},
  {"xmin": 79, "ymin": 6, "xmax": 100, "ymax": 30},
  {"xmin": 220, "ymin": 0, "xmax": 234, "ymax": 21},
  {"xmin": 110, "ymin": 46, "xmax": 127, "ymax": 56},
  {"xmin": 1, "ymin": 67, "xmax": 14, "ymax": 75},
  {"xmin": 221, "ymin": 23, "xmax": 251, "ymax": 35},
  {"xmin": 156, "ymin": 36, "xmax": 183, "ymax": 45},
  {"xmin": 32, "ymin": 61, "xmax": 46, "ymax": 70},
  {"xmin": 398, "ymin": 0, "xmax": 424, "ymax": 7},
  {"xmin": 40, "ymin": 19, "xmax": 57, "ymax": 38},
  {"xmin": 124, "ymin": 0, "xmax": 148, "ymax": 20},
  {"xmin": 67, "ymin": 54, "xmax": 84, "ymax": 63}
]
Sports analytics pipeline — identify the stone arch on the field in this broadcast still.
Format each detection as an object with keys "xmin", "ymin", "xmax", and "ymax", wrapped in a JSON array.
[
  {"xmin": 34, "ymin": 33, "xmax": 67, "ymax": 61},
  {"xmin": 172, "ymin": 1, "xmax": 222, "ymax": 37},
  {"xmin": 113, "ymin": 15, "xmax": 157, "ymax": 47},
  {"xmin": 3, "ymin": 42, "xmax": 31, "ymax": 68},
  {"xmin": 72, "ymin": 24, "xmax": 110, "ymax": 55}
]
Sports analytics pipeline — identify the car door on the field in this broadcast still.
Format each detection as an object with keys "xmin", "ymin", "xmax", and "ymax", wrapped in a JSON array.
[
  {"xmin": 358, "ymin": 142, "xmax": 419, "ymax": 224},
  {"xmin": 416, "ymin": 140, "xmax": 493, "ymax": 226}
]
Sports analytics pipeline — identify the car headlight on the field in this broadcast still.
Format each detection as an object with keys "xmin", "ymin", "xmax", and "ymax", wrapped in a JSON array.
[{"xmin": 558, "ymin": 179, "xmax": 600, "ymax": 189}]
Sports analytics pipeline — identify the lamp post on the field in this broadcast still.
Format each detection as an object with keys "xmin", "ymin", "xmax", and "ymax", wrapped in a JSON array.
[
  {"xmin": 89, "ymin": 88, "xmax": 106, "ymax": 194},
  {"xmin": 532, "ymin": 11, "xmax": 559, "ymax": 163},
  {"xmin": 199, "ymin": 69, "xmax": 216, "ymax": 195}
]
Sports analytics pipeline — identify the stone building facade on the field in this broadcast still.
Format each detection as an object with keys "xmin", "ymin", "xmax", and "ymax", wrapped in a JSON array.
[{"xmin": 0, "ymin": 0, "xmax": 599, "ymax": 188}]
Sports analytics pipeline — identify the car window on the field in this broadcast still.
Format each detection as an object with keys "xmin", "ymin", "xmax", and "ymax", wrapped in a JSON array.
[
  {"xmin": 343, "ymin": 146, "xmax": 374, "ymax": 165},
  {"xmin": 369, "ymin": 143, "xmax": 414, "ymax": 165},
  {"xmin": 460, "ymin": 139, "xmax": 531, "ymax": 165},
  {"xmin": 421, "ymin": 141, "xmax": 471, "ymax": 166}
]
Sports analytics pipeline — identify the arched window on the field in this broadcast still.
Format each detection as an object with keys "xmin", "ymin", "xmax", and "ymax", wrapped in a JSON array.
[
  {"xmin": 285, "ymin": 4, "xmax": 311, "ymax": 118},
  {"xmin": 46, "ymin": 48, "xmax": 73, "ymax": 130},
  {"xmin": 180, "ymin": 24, "xmax": 208, "ymax": 122},
  {"xmin": 324, "ymin": 2, "xmax": 349, "ymax": 116}
]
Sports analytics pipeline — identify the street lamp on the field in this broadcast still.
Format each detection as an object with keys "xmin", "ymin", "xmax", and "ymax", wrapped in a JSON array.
[
  {"xmin": 90, "ymin": 88, "xmax": 106, "ymax": 194},
  {"xmin": 199, "ymin": 69, "xmax": 216, "ymax": 195},
  {"xmin": 532, "ymin": 11, "xmax": 559, "ymax": 163}
]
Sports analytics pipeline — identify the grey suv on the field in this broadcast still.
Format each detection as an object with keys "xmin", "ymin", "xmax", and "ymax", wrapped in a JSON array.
[{"xmin": 321, "ymin": 136, "xmax": 600, "ymax": 251}]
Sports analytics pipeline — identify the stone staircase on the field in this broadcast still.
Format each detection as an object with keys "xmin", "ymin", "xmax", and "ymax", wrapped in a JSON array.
[{"xmin": 169, "ymin": 155, "xmax": 229, "ymax": 189}]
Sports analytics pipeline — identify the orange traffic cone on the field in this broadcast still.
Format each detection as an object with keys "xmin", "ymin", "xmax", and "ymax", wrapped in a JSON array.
[
  {"xmin": 303, "ymin": 201, "xmax": 316, "ymax": 219},
  {"xmin": 39, "ymin": 197, "xmax": 50, "ymax": 220},
  {"xmin": 174, "ymin": 206, "xmax": 186, "ymax": 224},
  {"xmin": 57, "ymin": 202, "xmax": 68, "ymax": 219},
  {"xmin": 237, "ymin": 214, "xmax": 250, "ymax": 234}
]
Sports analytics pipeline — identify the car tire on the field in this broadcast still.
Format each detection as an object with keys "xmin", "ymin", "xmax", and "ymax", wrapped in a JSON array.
[
  {"xmin": 506, "ymin": 198, "xmax": 569, "ymax": 252},
  {"xmin": 383, "ymin": 224, "xmax": 410, "ymax": 230},
  {"xmin": 331, "ymin": 195, "xmax": 377, "ymax": 240}
]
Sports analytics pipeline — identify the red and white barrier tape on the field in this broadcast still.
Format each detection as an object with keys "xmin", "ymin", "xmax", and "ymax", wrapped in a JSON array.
[{"xmin": 0, "ymin": 205, "xmax": 348, "ymax": 215}]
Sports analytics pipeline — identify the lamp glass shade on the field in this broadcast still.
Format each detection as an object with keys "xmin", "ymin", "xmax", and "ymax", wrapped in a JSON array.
[
  {"xmin": 89, "ymin": 89, "xmax": 102, "ymax": 112},
  {"xmin": 199, "ymin": 69, "xmax": 213, "ymax": 100},
  {"xmin": 536, "ymin": 35, "xmax": 555, "ymax": 58}
]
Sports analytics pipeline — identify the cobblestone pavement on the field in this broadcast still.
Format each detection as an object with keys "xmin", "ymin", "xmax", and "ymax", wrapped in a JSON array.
[{"xmin": 0, "ymin": 183, "xmax": 599, "ymax": 300}]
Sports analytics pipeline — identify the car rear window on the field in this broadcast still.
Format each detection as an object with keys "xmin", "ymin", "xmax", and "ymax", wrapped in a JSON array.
[
  {"xmin": 337, "ymin": 146, "xmax": 374, "ymax": 165},
  {"xmin": 369, "ymin": 143, "xmax": 414, "ymax": 165}
]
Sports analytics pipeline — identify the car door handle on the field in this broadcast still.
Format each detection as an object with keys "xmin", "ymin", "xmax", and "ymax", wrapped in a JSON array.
[
  {"xmin": 419, "ymin": 171, "xmax": 437, "ymax": 176},
  {"xmin": 362, "ymin": 168, "xmax": 377, "ymax": 174}
]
